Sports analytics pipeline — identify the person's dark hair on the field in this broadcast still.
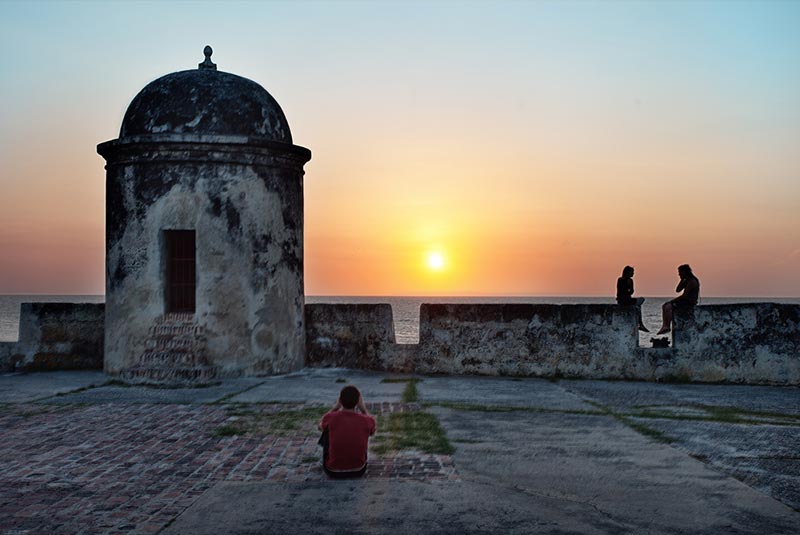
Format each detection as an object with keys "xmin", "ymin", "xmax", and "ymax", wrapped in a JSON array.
[
  {"xmin": 678, "ymin": 264, "xmax": 693, "ymax": 278},
  {"xmin": 622, "ymin": 266, "xmax": 634, "ymax": 277},
  {"xmin": 339, "ymin": 385, "xmax": 360, "ymax": 409}
]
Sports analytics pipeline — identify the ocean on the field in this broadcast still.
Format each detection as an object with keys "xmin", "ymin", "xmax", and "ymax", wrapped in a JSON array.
[{"xmin": 2, "ymin": 295, "xmax": 798, "ymax": 346}]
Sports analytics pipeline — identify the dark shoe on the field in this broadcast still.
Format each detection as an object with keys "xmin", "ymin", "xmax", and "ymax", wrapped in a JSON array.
[{"xmin": 638, "ymin": 324, "xmax": 650, "ymax": 333}]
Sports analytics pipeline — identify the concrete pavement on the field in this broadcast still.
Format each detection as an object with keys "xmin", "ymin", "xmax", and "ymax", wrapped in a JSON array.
[{"xmin": 0, "ymin": 369, "xmax": 798, "ymax": 534}]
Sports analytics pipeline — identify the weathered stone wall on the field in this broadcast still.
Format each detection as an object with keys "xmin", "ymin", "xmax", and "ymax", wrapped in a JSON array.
[
  {"xmin": 0, "ymin": 303, "xmax": 105, "ymax": 372},
  {"xmin": 99, "ymin": 136, "xmax": 310, "ymax": 378},
  {"xmin": 304, "ymin": 304, "xmax": 417, "ymax": 372},
  {"xmin": 305, "ymin": 303, "xmax": 800, "ymax": 384},
  {"xmin": 416, "ymin": 304, "xmax": 640, "ymax": 377},
  {"xmin": 668, "ymin": 304, "xmax": 800, "ymax": 384}
]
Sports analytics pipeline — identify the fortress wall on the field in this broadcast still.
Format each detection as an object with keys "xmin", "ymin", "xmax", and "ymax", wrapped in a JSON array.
[
  {"xmin": 0, "ymin": 303, "xmax": 105, "ymax": 372},
  {"xmin": 305, "ymin": 304, "xmax": 412, "ymax": 371},
  {"xmin": 667, "ymin": 304, "xmax": 800, "ymax": 384},
  {"xmin": 305, "ymin": 303, "xmax": 800, "ymax": 384},
  {"xmin": 416, "ymin": 304, "xmax": 641, "ymax": 377},
  {"xmin": 3, "ymin": 302, "xmax": 797, "ymax": 384}
]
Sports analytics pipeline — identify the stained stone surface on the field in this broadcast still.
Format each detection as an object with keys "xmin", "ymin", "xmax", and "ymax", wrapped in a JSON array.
[
  {"xmin": 120, "ymin": 68, "xmax": 292, "ymax": 141},
  {"xmin": 98, "ymin": 50, "xmax": 311, "ymax": 381},
  {"xmin": 0, "ymin": 303, "xmax": 104, "ymax": 372},
  {"xmin": 306, "ymin": 303, "xmax": 800, "ymax": 384}
]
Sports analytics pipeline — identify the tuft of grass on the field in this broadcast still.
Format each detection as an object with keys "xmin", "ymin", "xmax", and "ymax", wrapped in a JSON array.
[
  {"xmin": 213, "ymin": 424, "xmax": 242, "ymax": 437},
  {"xmin": 215, "ymin": 405, "xmax": 328, "ymax": 437},
  {"xmin": 266, "ymin": 407, "xmax": 328, "ymax": 432},
  {"xmin": 335, "ymin": 378, "xmax": 347, "ymax": 383},
  {"xmin": 371, "ymin": 412, "xmax": 453, "ymax": 455},
  {"xmin": 301, "ymin": 455, "xmax": 319, "ymax": 464}
]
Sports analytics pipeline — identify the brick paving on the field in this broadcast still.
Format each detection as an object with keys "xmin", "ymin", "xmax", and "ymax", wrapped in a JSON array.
[{"xmin": 0, "ymin": 402, "xmax": 457, "ymax": 535}]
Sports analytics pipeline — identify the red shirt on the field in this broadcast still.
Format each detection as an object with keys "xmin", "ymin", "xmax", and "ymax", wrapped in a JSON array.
[{"xmin": 321, "ymin": 410, "xmax": 376, "ymax": 472}]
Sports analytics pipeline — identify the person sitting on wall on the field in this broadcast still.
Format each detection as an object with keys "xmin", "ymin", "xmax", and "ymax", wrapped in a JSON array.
[
  {"xmin": 318, "ymin": 385, "xmax": 376, "ymax": 478},
  {"xmin": 616, "ymin": 265, "xmax": 649, "ymax": 332},
  {"xmin": 657, "ymin": 264, "xmax": 700, "ymax": 335}
]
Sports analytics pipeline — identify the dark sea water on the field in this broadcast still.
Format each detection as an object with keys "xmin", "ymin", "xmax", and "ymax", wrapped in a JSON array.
[{"xmin": 2, "ymin": 295, "xmax": 798, "ymax": 347}]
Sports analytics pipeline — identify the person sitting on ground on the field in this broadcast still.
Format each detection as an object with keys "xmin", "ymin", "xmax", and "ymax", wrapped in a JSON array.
[
  {"xmin": 657, "ymin": 264, "xmax": 700, "ymax": 335},
  {"xmin": 616, "ymin": 265, "xmax": 649, "ymax": 332},
  {"xmin": 318, "ymin": 385, "xmax": 376, "ymax": 478}
]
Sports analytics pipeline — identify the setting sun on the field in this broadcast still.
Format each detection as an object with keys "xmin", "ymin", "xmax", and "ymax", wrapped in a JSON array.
[{"xmin": 427, "ymin": 251, "xmax": 445, "ymax": 271}]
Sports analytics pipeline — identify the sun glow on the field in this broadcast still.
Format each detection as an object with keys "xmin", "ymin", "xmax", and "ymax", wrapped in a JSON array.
[{"xmin": 427, "ymin": 251, "xmax": 445, "ymax": 271}]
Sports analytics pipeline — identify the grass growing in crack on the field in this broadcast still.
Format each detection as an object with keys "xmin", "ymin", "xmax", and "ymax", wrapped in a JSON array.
[
  {"xmin": 703, "ymin": 405, "xmax": 800, "ymax": 423},
  {"xmin": 628, "ymin": 404, "xmax": 800, "ymax": 426},
  {"xmin": 425, "ymin": 401, "xmax": 606, "ymax": 417},
  {"xmin": 335, "ymin": 378, "xmax": 347, "ymax": 383},
  {"xmin": 54, "ymin": 384, "xmax": 99, "ymax": 396},
  {"xmin": 583, "ymin": 399, "xmax": 675, "ymax": 444},
  {"xmin": 379, "ymin": 376, "xmax": 422, "ymax": 401},
  {"xmin": 267, "ymin": 407, "xmax": 328, "ymax": 432},
  {"xmin": 402, "ymin": 380, "xmax": 420, "ymax": 403},
  {"xmin": 371, "ymin": 412, "xmax": 454, "ymax": 455},
  {"xmin": 615, "ymin": 415, "xmax": 674, "ymax": 444},
  {"xmin": 427, "ymin": 402, "xmax": 520, "ymax": 413},
  {"xmin": 451, "ymin": 438, "xmax": 483, "ymax": 444}
]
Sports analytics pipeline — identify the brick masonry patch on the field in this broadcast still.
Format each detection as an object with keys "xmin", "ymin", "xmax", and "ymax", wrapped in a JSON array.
[{"xmin": 0, "ymin": 402, "xmax": 457, "ymax": 535}]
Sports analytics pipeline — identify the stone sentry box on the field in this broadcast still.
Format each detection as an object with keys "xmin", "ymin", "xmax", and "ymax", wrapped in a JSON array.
[{"xmin": 97, "ymin": 47, "xmax": 311, "ymax": 381}]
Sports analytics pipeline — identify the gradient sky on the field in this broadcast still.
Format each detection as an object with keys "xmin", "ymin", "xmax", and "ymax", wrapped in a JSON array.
[{"xmin": 0, "ymin": 0, "xmax": 798, "ymax": 297}]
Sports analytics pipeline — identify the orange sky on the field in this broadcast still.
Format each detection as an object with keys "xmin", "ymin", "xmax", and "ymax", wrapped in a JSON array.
[{"xmin": 1, "ymin": 2, "xmax": 798, "ymax": 297}]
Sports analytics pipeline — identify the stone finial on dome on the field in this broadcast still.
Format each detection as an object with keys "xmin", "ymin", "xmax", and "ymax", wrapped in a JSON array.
[{"xmin": 198, "ymin": 45, "xmax": 217, "ymax": 71}]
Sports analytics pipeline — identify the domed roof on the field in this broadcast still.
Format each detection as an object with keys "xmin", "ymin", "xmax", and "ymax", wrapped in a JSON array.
[{"xmin": 119, "ymin": 47, "xmax": 292, "ymax": 142}]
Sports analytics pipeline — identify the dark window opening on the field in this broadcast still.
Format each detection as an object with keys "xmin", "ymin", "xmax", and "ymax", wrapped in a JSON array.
[{"xmin": 165, "ymin": 230, "xmax": 196, "ymax": 313}]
